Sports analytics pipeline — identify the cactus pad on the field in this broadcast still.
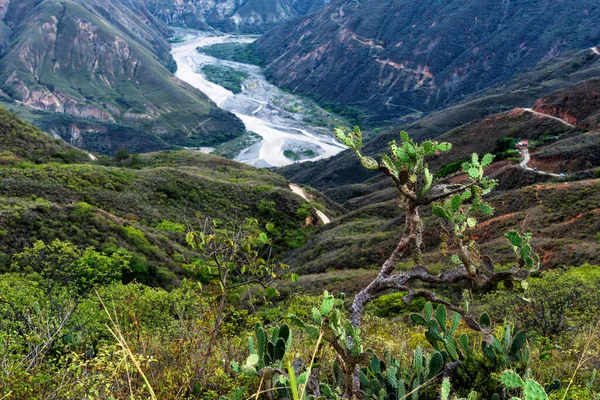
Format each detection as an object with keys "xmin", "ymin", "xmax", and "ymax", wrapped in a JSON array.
[{"xmin": 501, "ymin": 370, "xmax": 525, "ymax": 388}]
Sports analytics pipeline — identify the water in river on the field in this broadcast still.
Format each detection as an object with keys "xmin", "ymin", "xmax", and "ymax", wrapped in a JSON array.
[{"xmin": 170, "ymin": 31, "xmax": 346, "ymax": 168}]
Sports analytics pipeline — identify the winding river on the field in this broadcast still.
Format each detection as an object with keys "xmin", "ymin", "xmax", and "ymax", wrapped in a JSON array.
[{"xmin": 171, "ymin": 31, "xmax": 345, "ymax": 168}]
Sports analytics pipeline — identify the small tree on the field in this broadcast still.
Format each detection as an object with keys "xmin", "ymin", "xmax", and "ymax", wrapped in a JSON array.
[
  {"xmin": 333, "ymin": 127, "xmax": 539, "ymax": 396},
  {"xmin": 114, "ymin": 148, "xmax": 130, "ymax": 161},
  {"xmin": 185, "ymin": 216, "xmax": 297, "ymax": 384}
]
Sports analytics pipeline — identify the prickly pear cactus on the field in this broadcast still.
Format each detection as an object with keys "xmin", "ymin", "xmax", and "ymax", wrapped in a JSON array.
[
  {"xmin": 523, "ymin": 379, "xmax": 548, "ymax": 400},
  {"xmin": 500, "ymin": 370, "xmax": 548, "ymax": 400},
  {"xmin": 410, "ymin": 302, "xmax": 466, "ymax": 363},
  {"xmin": 440, "ymin": 378, "xmax": 478, "ymax": 400},
  {"xmin": 235, "ymin": 322, "xmax": 293, "ymax": 378},
  {"xmin": 501, "ymin": 370, "xmax": 525, "ymax": 388},
  {"xmin": 359, "ymin": 346, "xmax": 443, "ymax": 400}
]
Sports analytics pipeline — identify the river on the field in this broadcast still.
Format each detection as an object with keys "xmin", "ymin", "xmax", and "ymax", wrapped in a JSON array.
[{"xmin": 170, "ymin": 31, "xmax": 346, "ymax": 168}]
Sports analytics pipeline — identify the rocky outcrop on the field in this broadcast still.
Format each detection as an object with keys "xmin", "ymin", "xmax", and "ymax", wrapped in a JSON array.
[{"xmin": 144, "ymin": 0, "xmax": 327, "ymax": 33}]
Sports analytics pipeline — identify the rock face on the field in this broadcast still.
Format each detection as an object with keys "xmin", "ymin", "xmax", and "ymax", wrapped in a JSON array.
[
  {"xmin": 144, "ymin": 0, "xmax": 328, "ymax": 33},
  {"xmin": 533, "ymin": 78, "xmax": 600, "ymax": 130},
  {"xmin": 254, "ymin": 0, "xmax": 600, "ymax": 124},
  {"xmin": 0, "ymin": 0, "xmax": 244, "ymax": 154}
]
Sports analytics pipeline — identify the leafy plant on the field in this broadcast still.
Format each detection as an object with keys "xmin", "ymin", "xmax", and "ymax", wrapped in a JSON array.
[
  {"xmin": 501, "ymin": 370, "xmax": 548, "ymax": 400},
  {"xmin": 331, "ymin": 128, "xmax": 540, "ymax": 397}
]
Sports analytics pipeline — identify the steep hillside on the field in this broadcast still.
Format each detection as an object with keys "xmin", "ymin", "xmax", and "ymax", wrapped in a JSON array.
[
  {"xmin": 255, "ymin": 0, "xmax": 600, "ymax": 124},
  {"xmin": 278, "ymin": 47, "xmax": 600, "ymax": 191},
  {"xmin": 146, "ymin": 0, "xmax": 328, "ymax": 33},
  {"xmin": 0, "ymin": 0, "xmax": 244, "ymax": 154},
  {"xmin": 280, "ymin": 88, "xmax": 600, "ymax": 276},
  {"xmin": 533, "ymin": 78, "xmax": 600, "ymax": 130},
  {"xmin": 283, "ymin": 177, "xmax": 600, "ymax": 275},
  {"xmin": 0, "ymin": 108, "xmax": 315, "ymax": 287},
  {"xmin": 529, "ymin": 132, "xmax": 600, "ymax": 174},
  {"xmin": 0, "ymin": 107, "xmax": 90, "ymax": 164}
]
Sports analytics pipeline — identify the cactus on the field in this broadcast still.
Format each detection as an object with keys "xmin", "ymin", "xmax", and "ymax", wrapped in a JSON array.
[
  {"xmin": 505, "ymin": 230, "xmax": 540, "ymax": 272},
  {"xmin": 482, "ymin": 322, "xmax": 529, "ymax": 365},
  {"xmin": 499, "ymin": 370, "xmax": 548, "ymax": 400},
  {"xmin": 501, "ymin": 370, "xmax": 525, "ymax": 388},
  {"xmin": 411, "ymin": 302, "xmax": 467, "ymax": 362},
  {"xmin": 440, "ymin": 378, "xmax": 478, "ymax": 400},
  {"xmin": 441, "ymin": 378, "xmax": 452, "ymax": 400},
  {"xmin": 358, "ymin": 346, "xmax": 443, "ymax": 400},
  {"xmin": 523, "ymin": 379, "xmax": 548, "ymax": 400},
  {"xmin": 236, "ymin": 321, "xmax": 293, "ymax": 381}
]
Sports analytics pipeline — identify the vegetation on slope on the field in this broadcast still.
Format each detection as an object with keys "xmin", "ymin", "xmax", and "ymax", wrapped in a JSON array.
[
  {"xmin": 201, "ymin": 65, "xmax": 249, "ymax": 94},
  {"xmin": 0, "ymin": 110, "xmax": 318, "ymax": 287},
  {"xmin": 0, "ymin": 107, "xmax": 90, "ymax": 164},
  {"xmin": 280, "ymin": 104, "xmax": 600, "ymax": 275},
  {"xmin": 0, "ymin": 0, "xmax": 244, "ymax": 154},
  {"xmin": 1, "ymin": 125, "xmax": 599, "ymax": 399}
]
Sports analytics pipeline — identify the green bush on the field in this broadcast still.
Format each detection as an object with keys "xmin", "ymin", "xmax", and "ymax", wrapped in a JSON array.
[
  {"xmin": 71, "ymin": 201, "xmax": 93, "ymax": 218},
  {"xmin": 156, "ymin": 220, "xmax": 185, "ymax": 233}
]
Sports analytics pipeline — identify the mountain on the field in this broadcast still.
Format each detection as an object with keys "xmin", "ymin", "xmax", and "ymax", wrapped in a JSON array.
[
  {"xmin": 532, "ymin": 77, "xmax": 600, "ymax": 130},
  {"xmin": 145, "ymin": 0, "xmax": 329, "ymax": 33},
  {"xmin": 254, "ymin": 0, "xmax": 600, "ymax": 124},
  {"xmin": 277, "ymin": 46, "xmax": 600, "ymax": 191},
  {"xmin": 278, "ymin": 78, "xmax": 600, "ymax": 277},
  {"xmin": 0, "ymin": 0, "xmax": 244, "ymax": 155},
  {"xmin": 0, "ymin": 107, "xmax": 318, "ymax": 287}
]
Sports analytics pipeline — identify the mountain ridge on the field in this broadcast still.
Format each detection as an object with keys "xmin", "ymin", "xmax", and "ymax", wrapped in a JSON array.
[
  {"xmin": 0, "ymin": 0, "xmax": 245, "ymax": 154},
  {"xmin": 145, "ymin": 0, "xmax": 329, "ymax": 33},
  {"xmin": 254, "ymin": 0, "xmax": 600, "ymax": 124}
]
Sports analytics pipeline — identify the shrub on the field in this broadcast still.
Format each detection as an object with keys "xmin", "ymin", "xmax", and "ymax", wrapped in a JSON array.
[
  {"xmin": 156, "ymin": 220, "xmax": 185, "ymax": 233},
  {"xmin": 71, "ymin": 201, "xmax": 93, "ymax": 218}
]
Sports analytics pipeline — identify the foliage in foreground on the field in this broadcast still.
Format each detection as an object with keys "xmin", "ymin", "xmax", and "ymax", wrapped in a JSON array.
[{"xmin": 1, "ymin": 130, "xmax": 599, "ymax": 399}]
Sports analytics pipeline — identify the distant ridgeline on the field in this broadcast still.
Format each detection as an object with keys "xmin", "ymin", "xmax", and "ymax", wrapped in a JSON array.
[
  {"xmin": 144, "ymin": 0, "xmax": 329, "ymax": 33},
  {"xmin": 255, "ymin": 0, "xmax": 600, "ymax": 125},
  {"xmin": 0, "ymin": 0, "xmax": 244, "ymax": 155}
]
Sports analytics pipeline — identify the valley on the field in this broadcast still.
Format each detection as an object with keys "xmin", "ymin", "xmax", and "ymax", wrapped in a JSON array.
[
  {"xmin": 171, "ymin": 30, "xmax": 346, "ymax": 167},
  {"xmin": 1, "ymin": 1, "xmax": 600, "ymax": 399}
]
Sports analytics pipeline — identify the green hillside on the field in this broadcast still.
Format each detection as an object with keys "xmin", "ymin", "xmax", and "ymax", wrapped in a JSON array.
[
  {"xmin": 1, "ymin": 97, "xmax": 599, "ymax": 400},
  {"xmin": 0, "ymin": 0, "xmax": 244, "ymax": 154},
  {"xmin": 0, "ymin": 108, "xmax": 313, "ymax": 287},
  {"xmin": 0, "ymin": 107, "xmax": 90, "ymax": 164}
]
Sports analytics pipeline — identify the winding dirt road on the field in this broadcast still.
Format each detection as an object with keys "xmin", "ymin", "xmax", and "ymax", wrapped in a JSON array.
[
  {"xmin": 289, "ymin": 184, "xmax": 331, "ymax": 225},
  {"xmin": 522, "ymin": 108, "xmax": 575, "ymax": 128},
  {"xmin": 519, "ymin": 148, "xmax": 563, "ymax": 178}
]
